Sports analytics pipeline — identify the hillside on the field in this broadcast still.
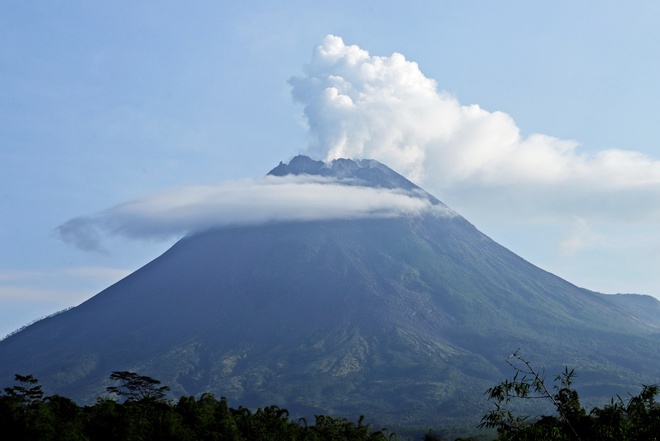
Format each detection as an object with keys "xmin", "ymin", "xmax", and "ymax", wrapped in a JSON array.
[{"xmin": 1, "ymin": 157, "xmax": 659, "ymax": 427}]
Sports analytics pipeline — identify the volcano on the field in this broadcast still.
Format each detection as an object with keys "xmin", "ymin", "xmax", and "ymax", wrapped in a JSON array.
[{"xmin": 1, "ymin": 156, "xmax": 659, "ymax": 426}]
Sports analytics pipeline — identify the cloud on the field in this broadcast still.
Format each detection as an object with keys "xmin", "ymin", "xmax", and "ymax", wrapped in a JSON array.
[
  {"xmin": 556, "ymin": 218, "xmax": 598, "ymax": 256},
  {"xmin": 0, "ymin": 267, "xmax": 130, "ymax": 282},
  {"xmin": 58, "ymin": 34, "xmax": 660, "ymax": 270},
  {"xmin": 289, "ymin": 35, "xmax": 660, "ymax": 223},
  {"xmin": 0, "ymin": 267, "xmax": 131, "ymax": 304},
  {"xmin": 57, "ymin": 175, "xmax": 451, "ymax": 251}
]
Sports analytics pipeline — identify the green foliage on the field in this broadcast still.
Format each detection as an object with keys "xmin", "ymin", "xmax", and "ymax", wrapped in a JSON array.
[
  {"xmin": 4, "ymin": 364, "xmax": 659, "ymax": 441},
  {"xmin": 0, "ymin": 374, "xmax": 85, "ymax": 441},
  {"xmin": 480, "ymin": 351, "xmax": 660, "ymax": 440},
  {"xmin": 0, "ymin": 372, "xmax": 397, "ymax": 441}
]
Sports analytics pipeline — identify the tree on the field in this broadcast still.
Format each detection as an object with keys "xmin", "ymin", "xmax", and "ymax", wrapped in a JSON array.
[
  {"xmin": 0, "ymin": 374, "xmax": 88, "ymax": 440},
  {"xmin": 106, "ymin": 371, "xmax": 170, "ymax": 403},
  {"xmin": 3, "ymin": 374, "xmax": 44, "ymax": 407},
  {"xmin": 480, "ymin": 350, "xmax": 660, "ymax": 441},
  {"xmin": 479, "ymin": 350, "xmax": 587, "ymax": 440},
  {"xmin": 0, "ymin": 371, "xmax": 404, "ymax": 440}
]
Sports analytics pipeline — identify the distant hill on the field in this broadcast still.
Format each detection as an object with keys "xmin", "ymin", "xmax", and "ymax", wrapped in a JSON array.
[{"xmin": 1, "ymin": 156, "xmax": 659, "ymax": 427}]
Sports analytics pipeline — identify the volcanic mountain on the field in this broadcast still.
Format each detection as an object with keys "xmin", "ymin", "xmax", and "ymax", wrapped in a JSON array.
[{"xmin": 1, "ymin": 156, "xmax": 659, "ymax": 426}]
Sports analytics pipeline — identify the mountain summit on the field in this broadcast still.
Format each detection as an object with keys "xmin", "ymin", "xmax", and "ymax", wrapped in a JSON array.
[
  {"xmin": 1, "ymin": 156, "xmax": 659, "ymax": 426},
  {"xmin": 268, "ymin": 155, "xmax": 426, "ymax": 193}
]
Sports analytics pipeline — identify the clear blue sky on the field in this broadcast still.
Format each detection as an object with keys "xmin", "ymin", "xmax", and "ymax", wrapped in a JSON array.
[{"xmin": 2, "ymin": 1, "xmax": 660, "ymax": 337}]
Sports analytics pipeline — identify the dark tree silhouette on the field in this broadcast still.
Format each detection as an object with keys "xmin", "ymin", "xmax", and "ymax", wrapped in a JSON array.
[
  {"xmin": 480, "ymin": 350, "xmax": 660, "ymax": 441},
  {"xmin": 3, "ymin": 374, "xmax": 44, "ymax": 406},
  {"xmin": 106, "ymin": 371, "xmax": 170, "ymax": 402}
]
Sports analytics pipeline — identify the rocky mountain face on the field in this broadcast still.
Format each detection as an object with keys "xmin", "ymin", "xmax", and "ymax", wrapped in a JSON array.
[
  {"xmin": 1, "ymin": 156, "xmax": 659, "ymax": 426},
  {"xmin": 268, "ymin": 155, "xmax": 430, "ymax": 194}
]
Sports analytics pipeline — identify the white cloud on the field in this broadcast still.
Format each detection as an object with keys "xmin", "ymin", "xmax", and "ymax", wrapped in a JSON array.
[
  {"xmin": 0, "ymin": 266, "xmax": 131, "ymax": 304},
  {"xmin": 290, "ymin": 35, "xmax": 660, "ymax": 223},
  {"xmin": 56, "ymin": 34, "xmax": 660, "ymax": 301},
  {"xmin": 556, "ymin": 218, "xmax": 598, "ymax": 256},
  {"xmin": 0, "ymin": 267, "xmax": 130, "ymax": 282},
  {"xmin": 57, "ymin": 175, "xmax": 452, "ymax": 251},
  {"xmin": 0, "ymin": 262, "xmax": 164, "ymax": 337}
]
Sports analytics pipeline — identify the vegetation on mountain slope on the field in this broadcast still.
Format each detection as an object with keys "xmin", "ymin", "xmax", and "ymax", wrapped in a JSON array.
[
  {"xmin": 2, "ymin": 158, "xmax": 660, "ymax": 428},
  {"xmin": 1, "ymin": 217, "xmax": 659, "ymax": 427}
]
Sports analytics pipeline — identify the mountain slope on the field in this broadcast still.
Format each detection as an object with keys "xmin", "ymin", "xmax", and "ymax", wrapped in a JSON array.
[{"xmin": 1, "ymin": 156, "xmax": 659, "ymax": 426}]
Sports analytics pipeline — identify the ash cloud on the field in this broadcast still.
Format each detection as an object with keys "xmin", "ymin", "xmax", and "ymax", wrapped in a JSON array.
[{"xmin": 57, "ymin": 175, "xmax": 450, "ymax": 251}]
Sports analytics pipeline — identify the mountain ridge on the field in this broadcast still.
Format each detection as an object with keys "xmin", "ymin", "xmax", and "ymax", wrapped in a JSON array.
[
  {"xmin": 268, "ymin": 155, "xmax": 419, "ymax": 190},
  {"xmin": 0, "ymin": 156, "xmax": 658, "ymax": 426}
]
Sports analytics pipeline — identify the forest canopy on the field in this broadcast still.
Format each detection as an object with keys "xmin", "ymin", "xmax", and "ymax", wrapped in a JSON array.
[{"xmin": 1, "ymin": 359, "xmax": 659, "ymax": 441}]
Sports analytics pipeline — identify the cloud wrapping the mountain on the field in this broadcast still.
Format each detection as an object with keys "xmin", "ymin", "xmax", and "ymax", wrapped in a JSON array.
[
  {"xmin": 289, "ymin": 35, "xmax": 660, "ymax": 223},
  {"xmin": 60, "ymin": 35, "xmax": 660, "ymax": 257},
  {"xmin": 57, "ymin": 176, "xmax": 451, "ymax": 251}
]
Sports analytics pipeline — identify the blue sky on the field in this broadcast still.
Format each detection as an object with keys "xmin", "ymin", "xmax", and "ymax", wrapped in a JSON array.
[{"xmin": 2, "ymin": 1, "xmax": 660, "ymax": 337}]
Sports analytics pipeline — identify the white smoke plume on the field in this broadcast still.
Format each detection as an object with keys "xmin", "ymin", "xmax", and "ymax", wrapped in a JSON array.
[
  {"xmin": 290, "ymin": 35, "xmax": 660, "ymax": 223},
  {"xmin": 59, "ymin": 33, "xmax": 660, "ymax": 276}
]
